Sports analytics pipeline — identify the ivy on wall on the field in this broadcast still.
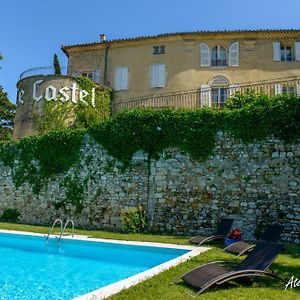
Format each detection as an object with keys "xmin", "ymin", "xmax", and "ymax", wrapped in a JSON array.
[
  {"xmin": 34, "ymin": 77, "xmax": 112, "ymax": 135},
  {"xmin": 0, "ymin": 92, "xmax": 300, "ymax": 212}
]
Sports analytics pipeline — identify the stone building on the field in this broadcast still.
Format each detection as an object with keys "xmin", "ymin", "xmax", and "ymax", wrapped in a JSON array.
[
  {"xmin": 62, "ymin": 29, "xmax": 300, "ymax": 112},
  {"xmin": 13, "ymin": 29, "xmax": 300, "ymax": 139}
]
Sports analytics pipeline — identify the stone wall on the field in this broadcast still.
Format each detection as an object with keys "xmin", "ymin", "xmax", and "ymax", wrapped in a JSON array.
[{"xmin": 0, "ymin": 133, "xmax": 299, "ymax": 243}]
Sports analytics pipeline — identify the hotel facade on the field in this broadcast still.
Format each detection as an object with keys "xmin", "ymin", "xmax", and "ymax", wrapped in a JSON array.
[{"xmin": 62, "ymin": 29, "xmax": 300, "ymax": 112}]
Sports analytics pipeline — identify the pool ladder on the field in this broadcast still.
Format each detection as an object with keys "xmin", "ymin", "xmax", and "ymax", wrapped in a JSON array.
[{"xmin": 46, "ymin": 219, "xmax": 75, "ymax": 243}]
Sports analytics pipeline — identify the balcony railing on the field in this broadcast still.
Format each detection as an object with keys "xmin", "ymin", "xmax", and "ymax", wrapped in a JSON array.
[
  {"xmin": 113, "ymin": 76, "xmax": 300, "ymax": 113},
  {"xmin": 20, "ymin": 66, "xmax": 67, "ymax": 80}
]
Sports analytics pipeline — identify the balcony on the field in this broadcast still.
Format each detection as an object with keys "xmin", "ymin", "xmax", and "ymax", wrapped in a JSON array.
[
  {"xmin": 19, "ymin": 66, "xmax": 67, "ymax": 80},
  {"xmin": 113, "ymin": 77, "xmax": 300, "ymax": 114}
]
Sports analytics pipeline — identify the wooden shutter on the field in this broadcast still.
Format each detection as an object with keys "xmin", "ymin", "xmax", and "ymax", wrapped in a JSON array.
[
  {"xmin": 229, "ymin": 42, "xmax": 239, "ymax": 66},
  {"xmin": 273, "ymin": 42, "xmax": 281, "ymax": 61},
  {"xmin": 200, "ymin": 43, "xmax": 210, "ymax": 67},
  {"xmin": 150, "ymin": 64, "xmax": 165, "ymax": 88},
  {"xmin": 295, "ymin": 42, "xmax": 300, "ymax": 61},
  {"xmin": 274, "ymin": 83, "xmax": 282, "ymax": 95},
  {"xmin": 200, "ymin": 84, "xmax": 211, "ymax": 107},
  {"xmin": 92, "ymin": 69, "xmax": 101, "ymax": 84},
  {"xmin": 115, "ymin": 67, "xmax": 128, "ymax": 90}
]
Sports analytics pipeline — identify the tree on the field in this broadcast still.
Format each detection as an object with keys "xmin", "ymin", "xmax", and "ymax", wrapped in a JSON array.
[
  {"xmin": 0, "ymin": 86, "xmax": 16, "ymax": 140},
  {"xmin": 0, "ymin": 53, "xmax": 16, "ymax": 141},
  {"xmin": 53, "ymin": 53, "xmax": 61, "ymax": 75}
]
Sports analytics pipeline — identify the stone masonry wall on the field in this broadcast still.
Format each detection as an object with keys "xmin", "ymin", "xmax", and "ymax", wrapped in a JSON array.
[{"xmin": 0, "ymin": 133, "xmax": 299, "ymax": 243}]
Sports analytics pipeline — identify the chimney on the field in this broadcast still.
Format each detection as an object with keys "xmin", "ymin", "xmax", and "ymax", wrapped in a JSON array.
[{"xmin": 100, "ymin": 34, "xmax": 106, "ymax": 42}]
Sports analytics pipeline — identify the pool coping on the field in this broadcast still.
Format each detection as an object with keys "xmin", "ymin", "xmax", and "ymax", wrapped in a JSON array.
[{"xmin": 0, "ymin": 229, "xmax": 210, "ymax": 300}]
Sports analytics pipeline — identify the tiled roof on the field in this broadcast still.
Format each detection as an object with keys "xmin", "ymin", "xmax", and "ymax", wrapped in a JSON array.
[{"xmin": 61, "ymin": 29, "xmax": 300, "ymax": 52}]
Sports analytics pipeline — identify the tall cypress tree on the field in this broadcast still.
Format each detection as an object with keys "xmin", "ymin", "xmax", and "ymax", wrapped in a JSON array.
[
  {"xmin": 53, "ymin": 54, "xmax": 61, "ymax": 75},
  {"xmin": 0, "ymin": 53, "xmax": 16, "ymax": 140}
]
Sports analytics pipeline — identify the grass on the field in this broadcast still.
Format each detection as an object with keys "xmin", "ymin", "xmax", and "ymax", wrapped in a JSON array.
[{"xmin": 0, "ymin": 222, "xmax": 299, "ymax": 300}]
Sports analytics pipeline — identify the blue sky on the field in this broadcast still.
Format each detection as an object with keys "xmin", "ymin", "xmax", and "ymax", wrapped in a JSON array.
[{"xmin": 1, "ymin": 0, "xmax": 300, "ymax": 103}]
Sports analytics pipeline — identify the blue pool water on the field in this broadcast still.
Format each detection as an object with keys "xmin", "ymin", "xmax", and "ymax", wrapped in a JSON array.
[{"xmin": 0, "ymin": 232, "xmax": 188, "ymax": 300}]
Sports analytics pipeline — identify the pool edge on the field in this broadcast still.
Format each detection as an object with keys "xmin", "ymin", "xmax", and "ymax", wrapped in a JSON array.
[{"xmin": 0, "ymin": 229, "xmax": 210, "ymax": 300}]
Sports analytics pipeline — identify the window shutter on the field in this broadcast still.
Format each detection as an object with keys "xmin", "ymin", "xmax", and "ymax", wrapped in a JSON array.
[
  {"xmin": 229, "ymin": 42, "xmax": 239, "ymax": 67},
  {"xmin": 115, "ymin": 67, "xmax": 128, "ymax": 90},
  {"xmin": 151, "ymin": 64, "xmax": 165, "ymax": 88},
  {"xmin": 229, "ymin": 84, "xmax": 240, "ymax": 96},
  {"xmin": 295, "ymin": 42, "xmax": 300, "ymax": 61},
  {"xmin": 158, "ymin": 64, "xmax": 166, "ymax": 87},
  {"xmin": 92, "ymin": 69, "xmax": 101, "ymax": 84},
  {"xmin": 200, "ymin": 43, "xmax": 210, "ymax": 67},
  {"xmin": 200, "ymin": 84, "xmax": 211, "ymax": 107},
  {"xmin": 297, "ymin": 82, "xmax": 300, "ymax": 96},
  {"xmin": 273, "ymin": 42, "xmax": 281, "ymax": 61},
  {"xmin": 274, "ymin": 83, "xmax": 282, "ymax": 95}
]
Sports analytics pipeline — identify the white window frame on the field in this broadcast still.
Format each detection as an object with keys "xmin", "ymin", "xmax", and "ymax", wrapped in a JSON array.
[
  {"xmin": 280, "ymin": 45, "xmax": 293, "ymax": 62},
  {"xmin": 211, "ymin": 46, "xmax": 227, "ymax": 67},
  {"xmin": 153, "ymin": 45, "xmax": 165, "ymax": 55}
]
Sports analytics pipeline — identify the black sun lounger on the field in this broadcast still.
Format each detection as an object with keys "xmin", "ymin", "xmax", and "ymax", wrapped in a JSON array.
[
  {"xmin": 189, "ymin": 218, "xmax": 234, "ymax": 246},
  {"xmin": 224, "ymin": 224, "xmax": 284, "ymax": 256},
  {"xmin": 175, "ymin": 240, "xmax": 286, "ymax": 296}
]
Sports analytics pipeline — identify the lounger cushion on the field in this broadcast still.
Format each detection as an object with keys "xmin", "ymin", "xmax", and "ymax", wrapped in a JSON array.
[
  {"xmin": 182, "ymin": 263, "xmax": 229, "ymax": 288},
  {"xmin": 189, "ymin": 235, "xmax": 207, "ymax": 244},
  {"xmin": 225, "ymin": 241, "xmax": 254, "ymax": 255}
]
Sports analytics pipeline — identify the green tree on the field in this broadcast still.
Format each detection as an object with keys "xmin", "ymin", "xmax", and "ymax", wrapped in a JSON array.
[
  {"xmin": 0, "ymin": 53, "xmax": 16, "ymax": 141},
  {"xmin": 53, "ymin": 53, "xmax": 61, "ymax": 75},
  {"xmin": 0, "ymin": 86, "xmax": 16, "ymax": 141}
]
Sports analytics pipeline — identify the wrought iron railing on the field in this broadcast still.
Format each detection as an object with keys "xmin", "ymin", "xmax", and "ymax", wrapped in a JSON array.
[
  {"xmin": 113, "ymin": 76, "xmax": 300, "ymax": 113},
  {"xmin": 20, "ymin": 66, "xmax": 67, "ymax": 80}
]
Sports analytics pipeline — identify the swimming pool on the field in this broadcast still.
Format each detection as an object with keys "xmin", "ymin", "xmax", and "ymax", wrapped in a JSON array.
[{"xmin": 0, "ymin": 230, "xmax": 206, "ymax": 299}]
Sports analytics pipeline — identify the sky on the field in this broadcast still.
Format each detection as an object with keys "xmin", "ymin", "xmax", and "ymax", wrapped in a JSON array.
[{"xmin": 1, "ymin": 0, "xmax": 300, "ymax": 103}]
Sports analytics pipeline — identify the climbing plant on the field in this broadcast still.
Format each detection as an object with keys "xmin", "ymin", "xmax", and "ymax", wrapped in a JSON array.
[
  {"xmin": 0, "ymin": 92, "xmax": 300, "ymax": 210},
  {"xmin": 34, "ymin": 76, "xmax": 111, "ymax": 135}
]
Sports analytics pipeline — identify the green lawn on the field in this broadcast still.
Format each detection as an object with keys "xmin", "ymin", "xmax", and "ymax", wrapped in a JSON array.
[{"xmin": 0, "ymin": 222, "xmax": 299, "ymax": 300}]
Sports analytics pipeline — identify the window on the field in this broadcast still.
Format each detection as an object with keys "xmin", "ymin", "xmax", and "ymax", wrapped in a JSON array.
[
  {"xmin": 281, "ymin": 46, "xmax": 292, "ymax": 61},
  {"xmin": 211, "ymin": 46, "xmax": 227, "ymax": 66},
  {"xmin": 73, "ymin": 70, "xmax": 101, "ymax": 84},
  {"xmin": 114, "ymin": 67, "xmax": 129, "ymax": 91},
  {"xmin": 153, "ymin": 45, "xmax": 165, "ymax": 55},
  {"xmin": 282, "ymin": 85, "xmax": 296, "ymax": 95},
  {"xmin": 210, "ymin": 76, "xmax": 229, "ymax": 107},
  {"xmin": 273, "ymin": 42, "xmax": 298, "ymax": 62},
  {"xmin": 150, "ymin": 64, "xmax": 166, "ymax": 88}
]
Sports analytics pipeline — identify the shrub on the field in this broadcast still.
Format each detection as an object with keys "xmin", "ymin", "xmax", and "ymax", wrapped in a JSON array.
[
  {"xmin": 121, "ymin": 205, "xmax": 147, "ymax": 233},
  {"xmin": 1, "ymin": 208, "xmax": 20, "ymax": 222}
]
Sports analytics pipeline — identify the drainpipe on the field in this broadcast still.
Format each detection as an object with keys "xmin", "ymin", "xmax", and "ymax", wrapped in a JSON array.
[{"xmin": 103, "ymin": 42, "xmax": 110, "ymax": 86}]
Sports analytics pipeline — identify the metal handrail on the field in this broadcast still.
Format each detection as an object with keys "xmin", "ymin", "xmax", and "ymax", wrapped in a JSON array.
[
  {"xmin": 58, "ymin": 219, "xmax": 75, "ymax": 242},
  {"xmin": 19, "ymin": 66, "xmax": 67, "ymax": 80},
  {"xmin": 46, "ymin": 219, "xmax": 63, "ymax": 241},
  {"xmin": 113, "ymin": 76, "xmax": 300, "ymax": 113}
]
